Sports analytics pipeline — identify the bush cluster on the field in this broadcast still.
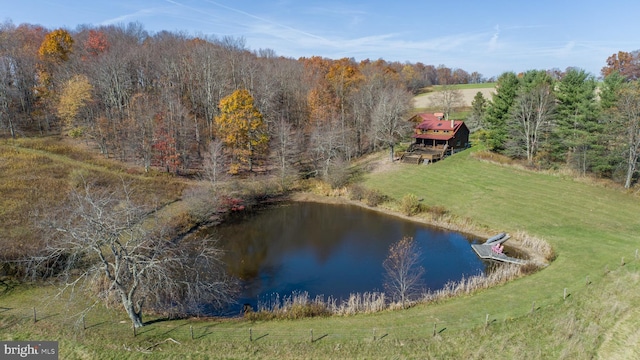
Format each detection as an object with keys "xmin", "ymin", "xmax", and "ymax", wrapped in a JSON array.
[
  {"xmin": 348, "ymin": 185, "xmax": 387, "ymax": 207},
  {"xmin": 400, "ymin": 193, "xmax": 425, "ymax": 216}
]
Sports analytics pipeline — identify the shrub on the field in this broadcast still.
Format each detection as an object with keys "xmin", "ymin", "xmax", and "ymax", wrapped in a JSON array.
[
  {"xmin": 347, "ymin": 184, "xmax": 366, "ymax": 201},
  {"xmin": 400, "ymin": 193, "xmax": 422, "ymax": 216},
  {"xmin": 427, "ymin": 205, "xmax": 448, "ymax": 218},
  {"xmin": 325, "ymin": 160, "xmax": 351, "ymax": 189},
  {"xmin": 363, "ymin": 189, "xmax": 386, "ymax": 207}
]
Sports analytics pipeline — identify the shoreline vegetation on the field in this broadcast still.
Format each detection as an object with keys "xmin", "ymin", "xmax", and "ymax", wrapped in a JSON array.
[
  {"xmin": 4, "ymin": 138, "xmax": 640, "ymax": 358},
  {"xmin": 239, "ymin": 188, "xmax": 551, "ymax": 319}
]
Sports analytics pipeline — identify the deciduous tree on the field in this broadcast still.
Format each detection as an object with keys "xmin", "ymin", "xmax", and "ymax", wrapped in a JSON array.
[
  {"xmin": 214, "ymin": 89, "xmax": 268, "ymax": 173},
  {"xmin": 614, "ymin": 81, "xmax": 640, "ymax": 188},
  {"xmin": 57, "ymin": 74, "xmax": 93, "ymax": 128},
  {"xmin": 601, "ymin": 50, "xmax": 640, "ymax": 81},
  {"xmin": 508, "ymin": 83, "xmax": 556, "ymax": 163},
  {"xmin": 84, "ymin": 29, "xmax": 109, "ymax": 57},
  {"xmin": 38, "ymin": 28, "xmax": 74, "ymax": 63},
  {"xmin": 383, "ymin": 237, "xmax": 424, "ymax": 308},
  {"xmin": 372, "ymin": 86, "xmax": 413, "ymax": 162},
  {"xmin": 33, "ymin": 178, "xmax": 237, "ymax": 328},
  {"xmin": 429, "ymin": 84, "xmax": 463, "ymax": 120}
]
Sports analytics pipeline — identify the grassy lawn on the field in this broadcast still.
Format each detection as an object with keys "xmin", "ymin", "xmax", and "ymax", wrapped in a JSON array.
[{"xmin": 2, "ymin": 142, "xmax": 640, "ymax": 358}]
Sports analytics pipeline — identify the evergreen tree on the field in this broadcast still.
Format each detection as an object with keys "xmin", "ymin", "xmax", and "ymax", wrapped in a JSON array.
[
  {"xmin": 484, "ymin": 72, "xmax": 519, "ymax": 151},
  {"xmin": 593, "ymin": 72, "xmax": 627, "ymax": 178},
  {"xmin": 553, "ymin": 68, "xmax": 599, "ymax": 174},
  {"xmin": 466, "ymin": 91, "xmax": 487, "ymax": 132}
]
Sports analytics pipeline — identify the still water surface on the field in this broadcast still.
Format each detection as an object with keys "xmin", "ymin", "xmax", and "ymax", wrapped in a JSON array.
[{"xmin": 210, "ymin": 201, "xmax": 486, "ymax": 314}]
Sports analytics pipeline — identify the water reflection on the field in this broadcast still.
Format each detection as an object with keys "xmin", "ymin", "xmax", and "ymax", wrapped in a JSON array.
[{"xmin": 207, "ymin": 202, "xmax": 486, "ymax": 314}]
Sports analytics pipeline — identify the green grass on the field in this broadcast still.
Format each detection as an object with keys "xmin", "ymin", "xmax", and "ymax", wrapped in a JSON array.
[{"xmin": 3, "ymin": 142, "xmax": 640, "ymax": 358}]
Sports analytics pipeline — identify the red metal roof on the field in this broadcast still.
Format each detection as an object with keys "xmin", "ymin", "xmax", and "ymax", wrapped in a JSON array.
[{"xmin": 415, "ymin": 117, "xmax": 464, "ymax": 132}]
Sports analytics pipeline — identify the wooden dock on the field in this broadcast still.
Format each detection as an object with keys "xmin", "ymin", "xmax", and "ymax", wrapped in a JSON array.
[{"xmin": 471, "ymin": 244, "xmax": 526, "ymax": 265}]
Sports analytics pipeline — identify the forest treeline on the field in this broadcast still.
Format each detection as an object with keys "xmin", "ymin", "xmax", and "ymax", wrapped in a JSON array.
[
  {"xmin": 469, "ymin": 49, "xmax": 640, "ymax": 188},
  {"xmin": 0, "ymin": 21, "xmax": 486, "ymax": 184},
  {"xmin": 2, "ymin": 21, "xmax": 640, "ymax": 187}
]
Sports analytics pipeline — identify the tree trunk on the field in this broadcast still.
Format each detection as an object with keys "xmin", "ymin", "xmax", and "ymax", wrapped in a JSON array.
[
  {"xmin": 625, "ymin": 145, "xmax": 637, "ymax": 189},
  {"xmin": 122, "ymin": 296, "xmax": 144, "ymax": 328}
]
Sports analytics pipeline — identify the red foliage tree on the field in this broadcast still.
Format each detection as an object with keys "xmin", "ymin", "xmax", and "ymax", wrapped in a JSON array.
[
  {"xmin": 84, "ymin": 30, "xmax": 109, "ymax": 57},
  {"xmin": 152, "ymin": 113, "xmax": 181, "ymax": 173}
]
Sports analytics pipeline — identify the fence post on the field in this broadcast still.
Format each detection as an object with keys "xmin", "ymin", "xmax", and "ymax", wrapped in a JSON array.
[
  {"xmin": 82, "ymin": 315, "xmax": 86, "ymax": 330},
  {"xmin": 249, "ymin": 328, "xmax": 252, "ymax": 342},
  {"xmin": 190, "ymin": 325, "xmax": 194, "ymax": 340},
  {"xmin": 433, "ymin": 323, "xmax": 437, "ymax": 337},
  {"xmin": 563, "ymin": 288, "xmax": 568, "ymax": 300},
  {"xmin": 310, "ymin": 329, "xmax": 313, "ymax": 343},
  {"xmin": 531, "ymin": 301, "xmax": 535, "ymax": 314},
  {"xmin": 621, "ymin": 257, "xmax": 625, "ymax": 266},
  {"xmin": 373, "ymin": 328, "xmax": 376, "ymax": 341},
  {"xmin": 485, "ymin": 313, "xmax": 489, "ymax": 327},
  {"xmin": 33, "ymin": 307, "xmax": 37, "ymax": 323},
  {"xmin": 133, "ymin": 323, "xmax": 137, "ymax": 337},
  {"xmin": 586, "ymin": 275, "xmax": 590, "ymax": 286},
  {"xmin": 636, "ymin": 249, "xmax": 638, "ymax": 260}
]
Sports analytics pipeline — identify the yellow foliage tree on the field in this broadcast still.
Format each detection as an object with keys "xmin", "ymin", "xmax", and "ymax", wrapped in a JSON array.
[
  {"xmin": 57, "ymin": 74, "xmax": 93, "ymax": 128},
  {"xmin": 37, "ymin": 29, "xmax": 74, "ymax": 101},
  {"xmin": 38, "ymin": 29, "xmax": 74, "ymax": 63},
  {"xmin": 214, "ymin": 89, "xmax": 268, "ymax": 173}
]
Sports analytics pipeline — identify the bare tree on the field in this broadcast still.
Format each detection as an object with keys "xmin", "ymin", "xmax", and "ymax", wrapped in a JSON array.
[
  {"xmin": 270, "ymin": 116, "xmax": 302, "ymax": 187},
  {"xmin": 616, "ymin": 82, "xmax": 640, "ymax": 188},
  {"xmin": 508, "ymin": 84, "xmax": 556, "ymax": 163},
  {"xmin": 32, "ymin": 178, "xmax": 237, "ymax": 327},
  {"xmin": 202, "ymin": 138, "xmax": 229, "ymax": 185},
  {"xmin": 372, "ymin": 86, "xmax": 413, "ymax": 162},
  {"xmin": 383, "ymin": 237, "xmax": 424, "ymax": 308},
  {"xmin": 429, "ymin": 84, "xmax": 464, "ymax": 119}
]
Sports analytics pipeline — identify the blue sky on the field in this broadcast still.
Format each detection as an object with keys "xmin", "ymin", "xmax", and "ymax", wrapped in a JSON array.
[{"xmin": 3, "ymin": 0, "xmax": 640, "ymax": 78}]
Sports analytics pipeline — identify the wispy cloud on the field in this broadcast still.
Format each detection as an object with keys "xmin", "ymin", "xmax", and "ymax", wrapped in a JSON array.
[
  {"xmin": 488, "ymin": 25, "xmax": 500, "ymax": 51},
  {"xmin": 200, "ymin": 0, "xmax": 329, "ymax": 41}
]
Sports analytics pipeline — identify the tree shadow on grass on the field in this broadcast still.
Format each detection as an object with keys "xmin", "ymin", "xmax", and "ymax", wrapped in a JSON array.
[{"xmin": 84, "ymin": 321, "xmax": 107, "ymax": 329}]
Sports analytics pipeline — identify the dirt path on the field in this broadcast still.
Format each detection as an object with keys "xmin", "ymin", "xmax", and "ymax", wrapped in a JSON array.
[{"xmin": 413, "ymin": 88, "xmax": 496, "ymax": 109}]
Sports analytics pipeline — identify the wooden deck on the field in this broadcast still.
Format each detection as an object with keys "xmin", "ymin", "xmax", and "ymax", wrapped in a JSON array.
[{"xmin": 471, "ymin": 244, "xmax": 526, "ymax": 265}]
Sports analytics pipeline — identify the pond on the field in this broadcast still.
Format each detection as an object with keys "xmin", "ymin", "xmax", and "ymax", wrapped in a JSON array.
[{"xmin": 207, "ymin": 201, "xmax": 487, "ymax": 315}]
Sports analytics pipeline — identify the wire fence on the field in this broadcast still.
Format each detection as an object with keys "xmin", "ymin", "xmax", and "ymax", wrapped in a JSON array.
[{"xmin": 1, "ymin": 250, "xmax": 638, "ymax": 346}]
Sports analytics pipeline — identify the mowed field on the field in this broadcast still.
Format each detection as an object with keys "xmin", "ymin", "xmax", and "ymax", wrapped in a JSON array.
[{"xmin": 413, "ymin": 85, "xmax": 496, "ymax": 109}]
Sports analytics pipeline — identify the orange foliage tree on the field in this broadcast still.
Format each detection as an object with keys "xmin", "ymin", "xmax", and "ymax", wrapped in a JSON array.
[
  {"xmin": 38, "ymin": 28, "xmax": 74, "ymax": 63},
  {"xmin": 601, "ymin": 50, "xmax": 640, "ymax": 80},
  {"xmin": 214, "ymin": 89, "xmax": 268, "ymax": 173}
]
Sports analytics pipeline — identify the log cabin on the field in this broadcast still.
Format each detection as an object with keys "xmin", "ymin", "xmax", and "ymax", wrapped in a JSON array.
[
  {"xmin": 410, "ymin": 113, "xmax": 469, "ymax": 152},
  {"xmin": 401, "ymin": 113, "xmax": 470, "ymax": 164}
]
